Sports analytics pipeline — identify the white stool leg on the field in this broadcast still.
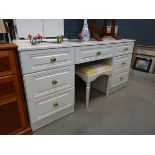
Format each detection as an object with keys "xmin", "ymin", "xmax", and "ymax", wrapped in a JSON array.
[
  {"xmin": 86, "ymin": 82, "xmax": 90, "ymax": 107},
  {"xmin": 106, "ymin": 75, "xmax": 111, "ymax": 96}
]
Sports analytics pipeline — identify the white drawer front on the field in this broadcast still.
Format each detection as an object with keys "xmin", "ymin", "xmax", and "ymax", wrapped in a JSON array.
[
  {"xmin": 113, "ymin": 54, "xmax": 132, "ymax": 71},
  {"xmin": 20, "ymin": 47, "xmax": 74, "ymax": 74},
  {"xmin": 116, "ymin": 42, "xmax": 134, "ymax": 55},
  {"xmin": 24, "ymin": 65, "xmax": 74, "ymax": 101},
  {"xmin": 75, "ymin": 44, "xmax": 113, "ymax": 64},
  {"xmin": 111, "ymin": 70, "xmax": 129, "ymax": 88},
  {"xmin": 28, "ymin": 87, "xmax": 74, "ymax": 123}
]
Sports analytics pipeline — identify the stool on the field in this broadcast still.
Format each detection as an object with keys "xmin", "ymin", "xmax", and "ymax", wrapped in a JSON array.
[{"xmin": 76, "ymin": 62, "xmax": 112, "ymax": 107}]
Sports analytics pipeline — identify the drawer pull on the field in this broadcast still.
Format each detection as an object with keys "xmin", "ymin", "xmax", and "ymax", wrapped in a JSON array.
[
  {"xmin": 124, "ymin": 47, "xmax": 128, "ymax": 51},
  {"xmin": 122, "ymin": 62, "xmax": 126, "ymax": 66},
  {"xmin": 50, "ymin": 57, "xmax": 56, "ymax": 62},
  {"xmin": 96, "ymin": 51, "xmax": 101, "ymax": 56},
  {"xmin": 53, "ymin": 102, "xmax": 59, "ymax": 107},
  {"xmin": 52, "ymin": 80, "xmax": 58, "ymax": 85},
  {"xmin": 120, "ymin": 77, "xmax": 124, "ymax": 80}
]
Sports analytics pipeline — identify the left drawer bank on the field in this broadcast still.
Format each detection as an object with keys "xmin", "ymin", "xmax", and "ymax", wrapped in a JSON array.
[{"xmin": 18, "ymin": 47, "xmax": 75, "ymax": 131}]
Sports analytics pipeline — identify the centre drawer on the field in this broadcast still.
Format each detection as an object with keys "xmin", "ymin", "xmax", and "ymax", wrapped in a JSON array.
[
  {"xmin": 75, "ymin": 44, "xmax": 114, "ymax": 64},
  {"xmin": 28, "ymin": 87, "xmax": 74, "ymax": 123},
  {"xmin": 19, "ymin": 47, "xmax": 74, "ymax": 74},
  {"xmin": 113, "ymin": 54, "xmax": 132, "ymax": 71},
  {"xmin": 24, "ymin": 65, "xmax": 74, "ymax": 101}
]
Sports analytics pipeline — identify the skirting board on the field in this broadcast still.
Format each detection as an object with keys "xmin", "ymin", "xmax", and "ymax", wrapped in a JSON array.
[
  {"xmin": 31, "ymin": 106, "xmax": 74, "ymax": 131},
  {"xmin": 130, "ymin": 69, "xmax": 155, "ymax": 82}
]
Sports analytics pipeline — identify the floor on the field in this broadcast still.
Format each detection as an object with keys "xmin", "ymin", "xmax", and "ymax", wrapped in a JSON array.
[{"xmin": 34, "ymin": 74, "xmax": 155, "ymax": 135}]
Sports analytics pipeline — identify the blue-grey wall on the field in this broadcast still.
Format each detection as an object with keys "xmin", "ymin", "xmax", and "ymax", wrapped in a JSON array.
[
  {"xmin": 117, "ymin": 19, "xmax": 155, "ymax": 45},
  {"xmin": 64, "ymin": 19, "xmax": 104, "ymax": 39},
  {"xmin": 64, "ymin": 19, "xmax": 155, "ymax": 46},
  {"xmin": 0, "ymin": 34, "xmax": 3, "ymax": 40}
]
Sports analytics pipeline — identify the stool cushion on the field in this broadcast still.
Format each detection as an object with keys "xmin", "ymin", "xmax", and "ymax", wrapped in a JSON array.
[{"xmin": 76, "ymin": 63, "xmax": 112, "ymax": 76}]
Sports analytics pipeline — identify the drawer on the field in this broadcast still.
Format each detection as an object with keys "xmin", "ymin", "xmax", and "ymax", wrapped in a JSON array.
[
  {"xmin": 113, "ymin": 54, "xmax": 132, "ymax": 71},
  {"xmin": 0, "ymin": 51, "xmax": 16, "ymax": 77},
  {"xmin": 110, "ymin": 70, "xmax": 129, "ymax": 89},
  {"xmin": 28, "ymin": 87, "xmax": 74, "ymax": 123},
  {"xmin": 19, "ymin": 47, "xmax": 75, "ymax": 74},
  {"xmin": 75, "ymin": 44, "xmax": 113, "ymax": 64},
  {"xmin": 24, "ymin": 65, "xmax": 74, "ymax": 101},
  {"xmin": 0, "ymin": 75, "xmax": 20, "ymax": 99},
  {"xmin": 116, "ymin": 42, "xmax": 134, "ymax": 55}
]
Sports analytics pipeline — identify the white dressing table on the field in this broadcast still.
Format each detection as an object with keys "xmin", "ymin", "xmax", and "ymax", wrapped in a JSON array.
[{"xmin": 14, "ymin": 39, "xmax": 135, "ymax": 131}]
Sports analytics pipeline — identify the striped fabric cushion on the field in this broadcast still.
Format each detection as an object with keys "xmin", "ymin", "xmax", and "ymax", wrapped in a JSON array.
[{"xmin": 76, "ymin": 63, "xmax": 112, "ymax": 76}]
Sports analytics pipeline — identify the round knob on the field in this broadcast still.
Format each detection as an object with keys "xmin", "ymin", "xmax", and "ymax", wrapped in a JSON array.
[
  {"xmin": 52, "ymin": 80, "xmax": 58, "ymax": 85},
  {"xmin": 122, "ymin": 62, "xmax": 126, "ymax": 66},
  {"xmin": 96, "ymin": 51, "xmax": 101, "ymax": 56},
  {"xmin": 50, "ymin": 57, "xmax": 56, "ymax": 62},
  {"xmin": 124, "ymin": 47, "xmax": 128, "ymax": 51},
  {"xmin": 120, "ymin": 77, "xmax": 123, "ymax": 80},
  {"xmin": 53, "ymin": 102, "xmax": 59, "ymax": 107}
]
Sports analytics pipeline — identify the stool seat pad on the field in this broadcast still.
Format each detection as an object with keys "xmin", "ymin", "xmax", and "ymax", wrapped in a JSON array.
[{"xmin": 76, "ymin": 63, "xmax": 112, "ymax": 76}]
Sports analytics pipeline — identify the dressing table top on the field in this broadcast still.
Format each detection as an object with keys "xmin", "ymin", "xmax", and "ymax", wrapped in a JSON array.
[{"xmin": 13, "ymin": 39, "xmax": 135, "ymax": 51}]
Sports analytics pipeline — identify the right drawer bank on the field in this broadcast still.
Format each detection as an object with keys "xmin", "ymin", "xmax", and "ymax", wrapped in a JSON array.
[{"xmin": 110, "ymin": 42, "xmax": 134, "ymax": 92}]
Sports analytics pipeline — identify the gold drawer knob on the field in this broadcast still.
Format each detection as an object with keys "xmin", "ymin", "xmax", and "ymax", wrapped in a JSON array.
[
  {"xmin": 53, "ymin": 102, "xmax": 59, "ymax": 107},
  {"xmin": 96, "ymin": 51, "xmax": 101, "ymax": 56},
  {"xmin": 50, "ymin": 57, "xmax": 56, "ymax": 62},
  {"xmin": 124, "ymin": 47, "xmax": 128, "ymax": 51},
  {"xmin": 52, "ymin": 80, "xmax": 58, "ymax": 85},
  {"xmin": 120, "ymin": 77, "xmax": 123, "ymax": 80}
]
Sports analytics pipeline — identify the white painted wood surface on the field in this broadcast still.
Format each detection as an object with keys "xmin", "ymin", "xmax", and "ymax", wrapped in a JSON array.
[
  {"xmin": 24, "ymin": 65, "xmax": 74, "ymax": 101},
  {"xmin": 19, "ymin": 47, "xmax": 74, "ymax": 74},
  {"xmin": 75, "ymin": 44, "xmax": 113, "ymax": 64},
  {"xmin": 14, "ymin": 39, "xmax": 135, "ymax": 51},
  {"xmin": 110, "ymin": 70, "xmax": 129, "ymax": 88},
  {"xmin": 28, "ymin": 87, "xmax": 74, "ymax": 124},
  {"xmin": 116, "ymin": 42, "xmax": 134, "ymax": 55},
  {"xmin": 15, "ymin": 39, "xmax": 135, "ymax": 131},
  {"xmin": 113, "ymin": 54, "xmax": 132, "ymax": 72}
]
